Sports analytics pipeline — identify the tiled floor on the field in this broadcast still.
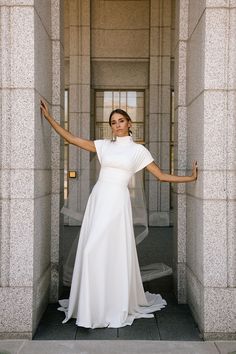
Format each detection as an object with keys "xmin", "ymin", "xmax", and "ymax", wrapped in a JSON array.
[
  {"xmin": 33, "ymin": 292, "xmax": 202, "ymax": 341},
  {"xmin": 33, "ymin": 227, "xmax": 202, "ymax": 341}
]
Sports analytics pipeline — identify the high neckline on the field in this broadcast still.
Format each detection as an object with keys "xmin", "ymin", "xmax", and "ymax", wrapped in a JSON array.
[{"xmin": 116, "ymin": 135, "xmax": 133, "ymax": 144}]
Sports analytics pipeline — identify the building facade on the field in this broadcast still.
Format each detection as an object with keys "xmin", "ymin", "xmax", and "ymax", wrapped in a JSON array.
[{"xmin": 0, "ymin": 0, "xmax": 235, "ymax": 340}]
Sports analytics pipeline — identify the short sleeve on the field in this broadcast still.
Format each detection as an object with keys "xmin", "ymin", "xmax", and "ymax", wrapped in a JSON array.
[
  {"xmin": 134, "ymin": 145, "xmax": 154, "ymax": 173},
  {"xmin": 94, "ymin": 139, "xmax": 106, "ymax": 163}
]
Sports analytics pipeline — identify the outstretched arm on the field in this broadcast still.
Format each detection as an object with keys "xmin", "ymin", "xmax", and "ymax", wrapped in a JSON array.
[
  {"xmin": 146, "ymin": 161, "xmax": 198, "ymax": 183},
  {"xmin": 40, "ymin": 100, "xmax": 96, "ymax": 152}
]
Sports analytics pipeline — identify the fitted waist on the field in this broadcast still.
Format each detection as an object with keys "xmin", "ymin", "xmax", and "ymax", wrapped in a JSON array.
[{"xmin": 98, "ymin": 167, "xmax": 132, "ymax": 187}]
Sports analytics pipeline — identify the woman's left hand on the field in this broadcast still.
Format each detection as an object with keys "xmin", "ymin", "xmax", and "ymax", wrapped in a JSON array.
[{"xmin": 192, "ymin": 160, "xmax": 198, "ymax": 181}]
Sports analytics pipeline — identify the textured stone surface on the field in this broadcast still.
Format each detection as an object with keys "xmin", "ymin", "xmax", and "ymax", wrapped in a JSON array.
[
  {"xmin": 149, "ymin": 85, "xmax": 171, "ymax": 114},
  {"xmin": 92, "ymin": 61, "xmax": 149, "ymax": 88},
  {"xmin": 15, "ymin": 340, "xmax": 221, "ymax": 354},
  {"xmin": 227, "ymin": 91, "xmax": 236, "ymax": 169},
  {"xmin": 51, "ymin": 0, "xmax": 60, "ymax": 40},
  {"xmin": 186, "ymin": 266, "xmax": 204, "ymax": 332},
  {"xmin": 69, "ymin": 84, "xmax": 89, "ymax": 113},
  {"xmin": 0, "ymin": 200, "xmax": 11, "ymax": 287},
  {"xmin": 206, "ymin": 0, "xmax": 230, "ymax": 7},
  {"xmin": 186, "ymin": 13, "xmax": 205, "ymax": 104},
  {"xmin": 173, "ymin": 260, "xmax": 187, "ymax": 304},
  {"xmin": 70, "ymin": 26, "xmax": 90, "ymax": 56},
  {"xmin": 186, "ymin": 196, "xmax": 204, "ymax": 284},
  {"xmin": 35, "ymin": 0, "xmax": 51, "ymax": 38},
  {"xmin": 0, "ymin": 90, "xmax": 11, "ymax": 168},
  {"xmin": 150, "ymin": 57, "xmax": 171, "ymax": 86},
  {"xmin": 203, "ymin": 200, "xmax": 227, "ymax": 287},
  {"xmin": 92, "ymin": 29, "xmax": 149, "ymax": 58},
  {"xmin": 10, "ymin": 89, "xmax": 35, "ymax": 169},
  {"xmin": 0, "ymin": 0, "xmax": 33, "ymax": 4},
  {"xmin": 35, "ymin": 95, "xmax": 52, "ymax": 170},
  {"xmin": 188, "ymin": 0, "xmax": 205, "ymax": 37},
  {"xmin": 34, "ymin": 170, "xmax": 52, "ymax": 198},
  {"xmin": 52, "ymin": 41, "xmax": 64, "ymax": 105},
  {"xmin": 227, "ymin": 201, "xmax": 236, "ymax": 287},
  {"xmin": 9, "ymin": 199, "xmax": 34, "ymax": 286},
  {"xmin": 70, "ymin": 55, "xmax": 90, "ymax": 85},
  {"xmin": 150, "ymin": 27, "xmax": 171, "ymax": 57},
  {"xmin": 187, "ymin": 170, "xmax": 226, "ymax": 200},
  {"xmin": 70, "ymin": 0, "xmax": 90, "ymax": 26},
  {"xmin": 34, "ymin": 196, "xmax": 51, "ymax": 281},
  {"xmin": 92, "ymin": 0, "xmax": 149, "ymax": 29},
  {"xmin": 175, "ymin": 107, "xmax": 187, "ymax": 169},
  {"xmin": 174, "ymin": 40, "xmax": 187, "ymax": 107},
  {"xmin": 0, "ymin": 7, "xmax": 10, "ymax": 87},
  {"xmin": 204, "ymin": 287, "xmax": 236, "ymax": 333},
  {"xmin": 175, "ymin": 194, "xmax": 187, "ymax": 264},
  {"xmin": 205, "ymin": 9, "xmax": 229, "ymax": 89},
  {"xmin": 64, "ymin": 27, "xmax": 69, "ymax": 58},
  {"xmin": 149, "ymin": 114, "xmax": 170, "ymax": 143},
  {"xmin": 0, "ymin": 287, "xmax": 33, "ymax": 332},
  {"xmin": 0, "ymin": 0, "xmax": 64, "ymax": 337},
  {"xmin": 0, "ymin": 340, "xmax": 235, "ymax": 353},
  {"xmin": 215, "ymin": 341, "xmax": 236, "ymax": 354},
  {"xmin": 229, "ymin": 8, "xmax": 236, "ymax": 89},
  {"xmin": 175, "ymin": 0, "xmax": 189, "ymax": 41},
  {"xmin": 187, "ymin": 93, "xmax": 204, "ymax": 166},
  {"xmin": 0, "ymin": 340, "xmax": 25, "ymax": 353},
  {"xmin": 33, "ymin": 266, "xmax": 51, "ymax": 333},
  {"xmin": 11, "ymin": 7, "xmax": 34, "ymax": 88},
  {"xmin": 151, "ymin": 0, "xmax": 172, "ymax": 27},
  {"xmin": 34, "ymin": 9, "xmax": 52, "ymax": 101}
]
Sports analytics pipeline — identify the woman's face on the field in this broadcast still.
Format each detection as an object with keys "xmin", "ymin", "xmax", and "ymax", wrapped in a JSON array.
[{"xmin": 110, "ymin": 113, "xmax": 131, "ymax": 137}]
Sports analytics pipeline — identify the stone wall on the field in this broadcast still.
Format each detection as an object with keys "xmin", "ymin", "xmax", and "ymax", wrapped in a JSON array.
[
  {"xmin": 0, "ymin": 0, "xmax": 63, "ymax": 338},
  {"xmin": 174, "ymin": 0, "xmax": 236, "ymax": 339}
]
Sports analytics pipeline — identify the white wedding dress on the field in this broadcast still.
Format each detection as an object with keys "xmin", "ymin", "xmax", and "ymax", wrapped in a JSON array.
[{"xmin": 58, "ymin": 136, "xmax": 166, "ymax": 328}]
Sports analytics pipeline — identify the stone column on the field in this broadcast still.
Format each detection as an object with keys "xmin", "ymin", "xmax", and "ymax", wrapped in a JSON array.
[
  {"xmin": 173, "ymin": 0, "xmax": 188, "ymax": 303},
  {"xmin": 67, "ymin": 0, "xmax": 91, "ymax": 225},
  {"xmin": 149, "ymin": 0, "xmax": 172, "ymax": 226},
  {"xmin": 175, "ymin": 0, "xmax": 236, "ymax": 339},
  {"xmin": 0, "ymin": 0, "xmax": 63, "ymax": 338},
  {"xmin": 50, "ymin": 0, "xmax": 64, "ymax": 302}
]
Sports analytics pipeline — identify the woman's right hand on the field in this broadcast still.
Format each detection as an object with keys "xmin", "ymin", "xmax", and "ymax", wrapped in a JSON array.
[{"xmin": 40, "ymin": 100, "xmax": 50, "ymax": 120}]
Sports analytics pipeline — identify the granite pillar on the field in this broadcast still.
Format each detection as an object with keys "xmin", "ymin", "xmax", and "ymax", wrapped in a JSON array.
[
  {"xmin": 174, "ymin": 0, "xmax": 236, "ymax": 339},
  {"xmin": 0, "ymin": 0, "xmax": 63, "ymax": 338}
]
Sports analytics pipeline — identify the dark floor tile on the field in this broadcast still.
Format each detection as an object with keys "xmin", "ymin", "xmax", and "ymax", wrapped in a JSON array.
[
  {"xmin": 33, "ymin": 323, "xmax": 77, "ymax": 340},
  {"xmin": 75, "ymin": 327, "xmax": 117, "ymax": 340},
  {"xmin": 33, "ymin": 304, "xmax": 77, "ymax": 340},
  {"xmin": 155, "ymin": 304, "xmax": 202, "ymax": 341},
  {"xmin": 117, "ymin": 317, "xmax": 160, "ymax": 340}
]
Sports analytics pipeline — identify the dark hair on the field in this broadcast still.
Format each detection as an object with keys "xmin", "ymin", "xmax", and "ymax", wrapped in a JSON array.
[
  {"xmin": 109, "ymin": 109, "xmax": 132, "ymax": 126},
  {"xmin": 108, "ymin": 109, "xmax": 132, "ymax": 136}
]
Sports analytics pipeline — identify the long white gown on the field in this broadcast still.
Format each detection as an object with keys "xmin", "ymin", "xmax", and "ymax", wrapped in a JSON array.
[{"xmin": 58, "ymin": 135, "xmax": 166, "ymax": 328}]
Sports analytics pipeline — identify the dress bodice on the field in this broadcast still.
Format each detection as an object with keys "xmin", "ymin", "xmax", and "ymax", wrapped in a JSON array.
[{"xmin": 94, "ymin": 136, "xmax": 154, "ymax": 187}]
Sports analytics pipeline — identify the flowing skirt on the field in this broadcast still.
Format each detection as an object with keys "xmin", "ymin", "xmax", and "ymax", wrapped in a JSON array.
[{"xmin": 58, "ymin": 179, "xmax": 166, "ymax": 328}]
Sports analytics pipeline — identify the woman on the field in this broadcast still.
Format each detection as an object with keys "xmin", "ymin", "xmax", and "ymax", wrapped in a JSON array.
[{"xmin": 40, "ymin": 101, "xmax": 198, "ymax": 329}]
